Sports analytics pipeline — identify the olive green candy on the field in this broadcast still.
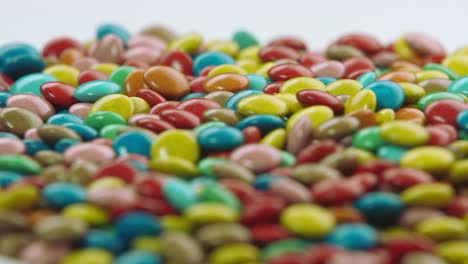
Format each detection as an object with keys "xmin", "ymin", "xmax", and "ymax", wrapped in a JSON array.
[
  {"xmin": 34, "ymin": 150, "xmax": 64, "ymax": 166},
  {"xmin": 291, "ymin": 164, "xmax": 342, "ymax": 184},
  {"xmin": 195, "ymin": 223, "xmax": 251, "ymax": 248},
  {"xmin": 209, "ymin": 243, "xmax": 259, "ymax": 264},
  {"xmin": 211, "ymin": 161, "xmax": 255, "ymax": 183},
  {"xmin": 0, "ymin": 232, "xmax": 34, "ymax": 257},
  {"xmin": 34, "ymin": 216, "xmax": 88, "ymax": 242},
  {"xmin": 314, "ymin": 116, "xmax": 360, "ymax": 140},
  {"xmin": 449, "ymin": 159, "xmax": 468, "ymax": 183},
  {"xmin": 261, "ymin": 239, "xmax": 309, "ymax": 260},
  {"xmin": 84, "ymin": 111, "xmax": 127, "ymax": 132},
  {"xmin": 61, "ymin": 249, "xmax": 113, "ymax": 264},
  {"xmin": 140, "ymin": 24, "xmax": 176, "ymax": 42},
  {"xmin": 448, "ymin": 140, "xmax": 468, "ymax": 159},
  {"xmin": 204, "ymin": 91, "xmax": 234, "ymax": 106},
  {"xmin": 203, "ymin": 108, "xmax": 242, "ymax": 126},
  {"xmin": 0, "ymin": 154, "xmax": 42, "ymax": 175},
  {"xmin": 437, "ymin": 240, "xmax": 468, "ymax": 264},
  {"xmin": 417, "ymin": 92, "xmax": 464, "ymax": 110},
  {"xmin": 0, "ymin": 209, "xmax": 27, "ymax": 232},
  {"xmin": 416, "ymin": 216, "xmax": 466, "ymax": 240},
  {"xmin": 326, "ymin": 44, "xmax": 365, "ymax": 61},
  {"xmin": 197, "ymin": 183, "xmax": 241, "ymax": 210},
  {"xmin": 39, "ymin": 164, "xmax": 69, "ymax": 182},
  {"xmin": 68, "ymin": 160, "xmax": 98, "ymax": 185},
  {"xmin": 401, "ymin": 183, "xmax": 454, "ymax": 208},
  {"xmin": 38, "ymin": 124, "xmax": 82, "ymax": 146},
  {"xmin": 321, "ymin": 151, "xmax": 359, "ymax": 175},
  {"xmin": 161, "ymin": 215, "xmax": 192, "ymax": 233},
  {"xmin": 62, "ymin": 203, "xmax": 109, "ymax": 226},
  {"xmin": 132, "ymin": 236, "xmax": 161, "ymax": 254},
  {"xmin": 402, "ymin": 253, "xmax": 448, "ymax": 264},
  {"xmin": 0, "ymin": 107, "xmax": 43, "ymax": 136},
  {"xmin": 418, "ymin": 78, "xmax": 452, "ymax": 94},
  {"xmin": 0, "ymin": 185, "xmax": 40, "ymax": 211},
  {"xmin": 160, "ymin": 231, "xmax": 205, "ymax": 264}
]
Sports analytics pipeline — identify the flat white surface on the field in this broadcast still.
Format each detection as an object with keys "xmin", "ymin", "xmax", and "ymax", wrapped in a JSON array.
[{"xmin": 1, "ymin": 0, "xmax": 467, "ymax": 52}]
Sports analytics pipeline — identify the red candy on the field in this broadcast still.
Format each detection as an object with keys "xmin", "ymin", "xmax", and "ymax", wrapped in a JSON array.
[
  {"xmin": 268, "ymin": 63, "xmax": 315, "ymax": 81},
  {"xmin": 158, "ymin": 50, "xmax": 193, "ymax": 75},
  {"xmin": 296, "ymin": 90, "xmax": 344, "ymax": 113},
  {"xmin": 136, "ymin": 89, "xmax": 167, "ymax": 106},
  {"xmin": 250, "ymin": 224, "xmax": 290, "ymax": 244},
  {"xmin": 77, "ymin": 69, "xmax": 107, "ymax": 85},
  {"xmin": 424, "ymin": 99, "xmax": 468, "ymax": 126},
  {"xmin": 296, "ymin": 140, "xmax": 340, "ymax": 164},
  {"xmin": 40, "ymin": 81, "xmax": 77, "ymax": 107},
  {"xmin": 381, "ymin": 168, "xmax": 433, "ymax": 190},
  {"xmin": 176, "ymin": 98, "xmax": 220, "ymax": 119},
  {"xmin": 259, "ymin": 46, "xmax": 300, "ymax": 62},
  {"xmin": 159, "ymin": 109, "xmax": 201, "ymax": 129}
]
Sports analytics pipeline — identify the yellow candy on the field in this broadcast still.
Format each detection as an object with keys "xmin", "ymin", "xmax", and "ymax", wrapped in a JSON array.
[
  {"xmin": 149, "ymin": 156, "xmax": 198, "ymax": 177},
  {"xmin": 437, "ymin": 241, "xmax": 468, "ymax": 264},
  {"xmin": 88, "ymin": 177, "xmax": 126, "ymax": 191},
  {"xmin": 375, "ymin": 108, "xmax": 395, "ymax": 125},
  {"xmin": 62, "ymin": 203, "xmax": 109, "ymax": 225},
  {"xmin": 416, "ymin": 216, "xmax": 466, "ymax": 241},
  {"xmin": 132, "ymin": 236, "xmax": 161, "ymax": 253},
  {"xmin": 453, "ymin": 46, "xmax": 468, "ymax": 57},
  {"xmin": 130, "ymin": 97, "xmax": 150, "ymax": 114},
  {"xmin": 401, "ymin": 183, "xmax": 454, "ymax": 208},
  {"xmin": 208, "ymin": 65, "xmax": 248, "ymax": 78},
  {"xmin": 206, "ymin": 40, "xmax": 239, "ymax": 57},
  {"xmin": 91, "ymin": 63, "xmax": 119, "ymax": 75},
  {"xmin": 326, "ymin": 79, "xmax": 363, "ymax": 96},
  {"xmin": 415, "ymin": 70, "xmax": 449, "ymax": 82},
  {"xmin": 168, "ymin": 33, "xmax": 203, "ymax": 54},
  {"xmin": 449, "ymin": 159, "xmax": 468, "ymax": 183},
  {"xmin": 280, "ymin": 77, "xmax": 326, "ymax": 94},
  {"xmin": 286, "ymin": 105, "xmax": 334, "ymax": 132},
  {"xmin": 151, "ymin": 130, "xmax": 199, "ymax": 162},
  {"xmin": 380, "ymin": 121, "xmax": 429, "ymax": 147},
  {"xmin": 209, "ymin": 243, "xmax": 259, "ymax": 264},
  {"xmin": 0, "ymin": 185, "xmax": 39, "ymax": 211},
  {"xmin": 237, "ymin": 94, "xmax": 289, "ymax": 116},
  {"xmin": 260, "ymin": 128, "xmax": 286, "ymax": 149},
  {"xmin": 398, "ymin": 82, "xmax": 426, "ymax": 104},
  {"xmin": 280, "ymin": 204, "xmax": 335, "ymax": 237},
  {"xmin": 184, "ymin": 203, "xmax": 239, "ymax": 224},
  {"xmin": 237, "ymin": 59, "xmax": 259, "ymax": 74},
  {"xmin": 89, "ymin": 94, "xmax": 135, "ymax": 120},
  {"xmin": 274, "ymin": 93, "xmax": 303, "ymax": 113},
  {"xmin": 400, "ymin": 146, "xmax": 455, "ymax": 174},
  {"xmin": 256, "ymin": 62, "xmax": 277, "ymax": 77},
  {"xmin": 237, "ymin": 46, "xmax": 261, "ymax": 62},
  {"xmin": 344, "ymin": 147, "xmax": 375, "ymax": 164},
  {"xmin": 394, "ymin": 35, "xmax": 416, "ymax": 60},
  {"xmin": 161, "ymin": 215, "xmax": 192, "ymax": 232},
  {"xmin": 43, "ymin": 64, "xmax": 80, "ymax": 86},
  {"xmin": 61, "ymin": 249, "xmax": 113, "ymax": 264},
  {"xmin": 443, "ymin": 55, "xmax": 468, "ymax": 77},
  {"xmin": 344, "ymin": 89, "xmax": 376, "ymax": 114}
]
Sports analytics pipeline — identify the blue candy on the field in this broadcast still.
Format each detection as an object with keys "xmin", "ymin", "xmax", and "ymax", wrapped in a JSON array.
[
  {"xmin": 356, "ymin": 72, "xmax": 377, "ymax": 87},
  {"xmin": 0, "ymin": 132, "xmax": 19, "ymax": 139},
  {"xmin": 63, "ymin": 123, "xmax": 98, "ymax": 141},
  {"xmin": 456, "ymin": 110, "xmax": 468, "ymax": 132},
  {"xmin": 364, "ymin": 80, "xmax": 405, "ymax": 110},
  {"xmin": 112, "ymin": 131, "xmax": 152, "ymax": 157},
  {"xmin": 354, "ymin": 192, "xmax": 404, "ymax": 227},
  {"xmin": 0, "ymin": 171, "xmax": 22, "ymax": 187},
  {"xmin": 317, "ymin": 77, "xmax": 337, "ymax": 85},
  {"xmin": 54, "ymin": 138, "xmax": 80, "ymax": 153},
  {"xmin": 326, "ymin": 224, "xmax": 377, "ymax": 250},
  {"xmin": 115, "ymin": 251, "xmax": 161, "ymax": 264},
  {"xmin": 181, "ymin": 93, "xmax": 206, "ymax": 101},
  {"xmin": 0, "ymin": 43, "xmax": 45, "ymax": 80},
  {"xmin": 246, "ymin": 74, "xmax": 270, "ymax": 90},
  {"xmin": 42, "ymin": 182, "xmax": 86, "ymax": 208},
  {"xmin": 23, "ymin": 139, "xmax": 50, "ymax": 155},
  {"xmin": 47, "ymin": 113, "xmax": 83, "ymax": 125},
  {"xmin": 448, "ymin": 76, "xmax": 468, "ymax": 97},
  {"xmin": 83, "ymin": 229, "xmax": 126, "ymax": 253},
  {"xmin": 192, "ymin": 51, "xmax": 235, "ymax": 76},
  {"xmin": 163, "ymin": 179, "xmax": 197, "ymax": 212},
  {"xmin": 73, "ymin": 80, "xmax": 122, "ymax": 103},
  {"xmin": 224, "ymin": 90, "xmax": 263, "ymax": 110},
  {"xmin": 115, "ymin": 212, "xmax": 162, "ymax": 241},
  {"xmin": 253, "ymin": 174, "xmax": 280, "ymax": 190},
  {"xmin": 236, "ymin": 114, "xmax": 285, "ymax": 135},
  {"xmin": 377, "ymin": 145, "xmax": 407, "ymax": 163},
  {"xmin": 0, "ymin": 91, "xmax": 11, "ymax": 107},
  {"xmin": 97, "ymin": 23, "xmax": 131, "ymax": 46},
  {"xmin": 197, "ymin": 126, "xmax": 244, "ymax": 151},
  {"xmin": 10, "ymin": 73, "xmax": 56, "ymax": 96}
]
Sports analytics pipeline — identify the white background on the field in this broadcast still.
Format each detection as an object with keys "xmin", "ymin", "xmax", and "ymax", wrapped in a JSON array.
[
  {"xmin": 1, "ymin": 0, "xmax": 467, "ymax": 52},
  {"xmin": 0, "ymin": 0, "xmax": 466, "ymax": 263}
]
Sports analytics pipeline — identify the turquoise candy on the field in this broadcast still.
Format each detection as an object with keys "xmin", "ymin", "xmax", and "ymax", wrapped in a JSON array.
[
  {"xmin": 84, "ymin": 111, "xmax": 127, "ymax": 132},
  {"xmin": 0, "ymin": 132, "xmax": 19, "ymax": 139},
  {"xmin": 115, "ymin": 212, "xmax": 162, "ymax": 241},
  {"xmin": 97, "ymin": 23, "xmax": 131, "ymax": 45},
  {"xmin": 459, "ymin": 129, "xmax": 468, "ymax": 140},
  {"xmin": 10, "ymin": 73, "xmax": 56, "ymax": 96},
  {"xmin": 193, "ymin": 121, "xmax": 226, "ymax": 133},
  {"xmin": 354, "ymin": 192, "xmax": 404, "ymax": 227},
  {"xmin": 47, "ymin": 113, "xmax": 84, "ymax": 125},
  {"xmin": 162, "ymin": 179, "xmax": 197, "ymax": 212},
  {"xmin": 83, "ymin": 229, "xmax": 125, "ymax": 253},
  {"xmin": 54, "ymin": 138, "xmax": 80, "ymax": 153},
  {"xmin": 73, "ymin": 80, "xmax": 122, "ymax": 103},
  {"xmin": 351, "ymin": 126, "xmax": 385, "ymax": 152},
  {"xmin": 232, "ymin": 30, "xmax": 258, "ymax": 50},
  {"xmin": 0, "ymin": 171, "xmax": 22, "ymax": 187},
  {"xmin": 246, "ymin": 74, "xmax": 270, "ymax": 90},
  {"xmin": 0, "ymin": 43, "xmax": 45, "ymax": 80},
  {"xmin": 377, "ymin": 145, "xmax": 407, "ymax": 163},
  {"xmin": 0, "ymin": 91, "xmax": 11, "ymax": 107},
  {"xmin": 192, "ymin": 51, "xmax": 235, "ymax": 76},
  {"xmin": 356, "ymin": 72, "xmax": 377, "ymax": 86},
  {"xmin": 181, "ymin": 92, "xmax": 206, "ymax": 101},
  {"xmin": 326, "ymin": 224, "xmax": 377, "ymax": 250},
  {"xmin": 457, "ymin": 110, "xmax": 468, "ymax": 132},
  {"xmin": 364, "ymin": 80, "xmax": 404, "ymax": 110},
  {"xmin": 63, "ymin": 123, "xmax": 98, "ymax": 141},
  {"xmin": 197, "ymin": 126, "xmax": 244, "ymax": 151},
  {"xmin": 224, "ymin": 90, "xmax": 263, "ymax": 110},
  {"xmin": 115, "ymin": 251, "xmax": 161, "ymax": 264},
  {"xmin": 236, "ymin": 114, "xmax": 285, "ymax": 135},
  {"xmin": 448, "ymin": 76, "xmax": 468, "ymax": 96},
  {"xmin": 112, "ymin": 131, "xmax": 152, "ymax": 157},
  {"xmin": 423, "ymin": 63, "xmax": 458, "ymax": 80},
  {"xmin": 317, "ymin": 77, "xmax": 336, "ymax": 85},
  {"xmin": 23, "ymin": 139, "xmax": 50, "ymax": 155},
  {"xmin": 109, "ymin": 66, "xmax": 136, "ymax": 89},
  {"xmin": 253, "ymin": 174, "xmax": 280, "ymax": 191},
  {"xmin": 42, "ymin": 182, "xmax": 86, "ymax": 208}
]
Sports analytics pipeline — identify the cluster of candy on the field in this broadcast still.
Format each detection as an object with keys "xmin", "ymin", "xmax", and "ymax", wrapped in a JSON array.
[{"xmin": 1, "ymin": 23, "xmax": 468, "ymax": 264}]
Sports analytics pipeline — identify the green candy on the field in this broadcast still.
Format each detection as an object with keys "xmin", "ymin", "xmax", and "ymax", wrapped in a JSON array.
[
  {"xmin": 261, "ymin": 239, "xmax": 309, "ymax": 260},
  {"xmin": 232, "ymin": 30, "xmax": 259, "ymax": 50},
  {"xmin": 352, "ymin": 126, "xmax": 385, "ymax": 151},
  {"xmin": 109, "ymin": 66, "xmax": 136, "ymax": 89},
  {"xmin": 193, "ymin": 121, "xmax": 226, "ymax": 133},
  {"xmin": 423, "ymin": 63, "xmax": 459, "ymax": 80},
  {"xmin": 417, "ymin": 92, "xmax": 465, "ymax": 110},
  {"xmin": 100, "ymin": 124, "xmax": 128, "ymax": 139},
  {"xmin": 197, "ymin": 183, "xmax": 241, "ymax": 211},
  {"xmin": 197, "ymin": 157, "xmax": 227, "ymax": 176},
  {"xmin": 0, "ymin": 155, "xmax": 42, "ymax": 175},
  {"xmin": 280, "ymin": 151, "xmax": 296, "ymax": 167},
  {"xmin": 84, "ymin": 111, "xmax": 127, "ymax": 131}
]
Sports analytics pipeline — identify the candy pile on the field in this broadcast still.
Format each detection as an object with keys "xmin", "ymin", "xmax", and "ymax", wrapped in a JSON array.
[{"xmin": 1, "ymin": 23, "xmax": 468, "ymax": 264}]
